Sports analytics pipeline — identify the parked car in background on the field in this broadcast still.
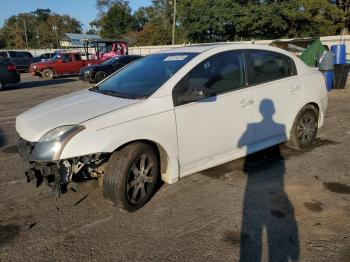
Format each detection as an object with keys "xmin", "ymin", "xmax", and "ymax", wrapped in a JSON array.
[
  {"xmin": 79, "ymin": 55, "xmax": 142, "ymax": 83},
  {"xmin": 16, "ymin": 44, "xmax": 327, "ymax": 211},
  {"xmin": 0, "ymin": 51, "xmax": 33, "ymax": 71},
  {"xmin": 0, "ymin": 57, "xmax": 20, "ymax": 90},
  {"xmin": 32, "ymin": 52, "xmax": 57, "ymax": 63},
  {"xmin": 30, "ymin": 52, "xmax": 103, "ymax": 79}
]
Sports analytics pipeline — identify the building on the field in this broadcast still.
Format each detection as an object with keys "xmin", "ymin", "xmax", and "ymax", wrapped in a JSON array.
[{"xmin": 60, "ymin": 33, "xmax": 101, "ymax": 48}]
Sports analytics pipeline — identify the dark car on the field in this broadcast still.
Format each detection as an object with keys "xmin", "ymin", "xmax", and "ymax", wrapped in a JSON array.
[
  {"xmin": 0, "ymin": 51, "xmax": 33, "ymax": 71},
  {"xmin": 32, "ymin": 52, "xmax": 56, "ymax": 63},
  {"xmin": 0, "ymin": 58, "xmax": 21, "ymax": 90},
  {"xmin": 79, "ymin": 55, "xmax": 142, "ymax": 83}
]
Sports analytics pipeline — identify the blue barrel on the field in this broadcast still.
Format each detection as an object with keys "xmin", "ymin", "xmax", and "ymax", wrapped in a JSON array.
[
  {"xmin": 321, "ymin": 70, "xmax": 334, "ymax": 91},
  {"xmin": 331, "ymin": 44, "xmax": 346, "ymax": 65}
]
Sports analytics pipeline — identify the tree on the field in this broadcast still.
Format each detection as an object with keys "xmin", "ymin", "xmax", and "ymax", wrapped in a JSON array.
[
  {"xmin": 335, "ymin": 0, "xmax": 350, "ymax": 30},
  {"xmin": 92, "ymin": 0, "xmax": 346, "ymax": 45},
  {"xmin": 0, "ymin": 9, "xmax": 82, "ymax": 49},
  {"xmin": 98, "ymin": 1, "xmax": 135, "ymax": 38}
]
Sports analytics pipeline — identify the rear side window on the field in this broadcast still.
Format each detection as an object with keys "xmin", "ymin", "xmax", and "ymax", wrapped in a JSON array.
[
  {"xmin": 284, "ymin": 56, "xmax": 297, "ymax": 76},
  {"xmin": 74, "ymin": 54, "xmax": 82, "ymax": 61},
  {"xmin": 24, "ymin": 52, "xmax": 33, "ymax": 58},
  {"xmin": 247, "ymin": 50, "xmax": 292, "ymax": 85}
]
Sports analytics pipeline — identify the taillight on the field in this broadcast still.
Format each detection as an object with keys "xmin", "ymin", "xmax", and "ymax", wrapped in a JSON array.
[{"xmin": 7, "ymin": 64, "xmax": 16, "ymax": 71}]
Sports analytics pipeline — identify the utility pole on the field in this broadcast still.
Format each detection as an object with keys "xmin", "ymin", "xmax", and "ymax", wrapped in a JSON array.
[
  {"xmin": 36, "ymin": 28, "xmax": 41, "ymax": 49},
  {"xmin": 172, "ymin": 0, "xmax": 177, "ymax": 45},
  {"xmin": 52, "ymin": 25, "xmax": 59, "ymax": 49},
  {"xmin": 23, "ymin": 19, "xmax": 29, "ymax": 49}
]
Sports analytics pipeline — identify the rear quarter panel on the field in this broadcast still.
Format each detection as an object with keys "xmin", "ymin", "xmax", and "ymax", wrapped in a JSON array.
[{"xmin": 299, "ymin": 70, "xmax": 328, "ymax": 127}]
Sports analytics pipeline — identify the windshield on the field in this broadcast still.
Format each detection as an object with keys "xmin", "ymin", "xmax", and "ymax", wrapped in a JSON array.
[
  {"xmin": 92, "ymin": 53, "xmax": 197, "ymax": 99},
  {"xmin": 100, "ymin": 43, "xmax": 113, "ymax": 53},
  {"xmin": 102, "ymin": 57, "xmax": 119, "ymax": 66}
]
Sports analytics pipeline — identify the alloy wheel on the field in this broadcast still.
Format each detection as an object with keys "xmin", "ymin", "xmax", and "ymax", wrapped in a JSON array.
[
  {"xmin": 126, "ymin": 154, "xmax": 156, "ymax": 205},
  {"xmin": 297, "ymin": 112, "xmax": 317, "ymax": 146}
]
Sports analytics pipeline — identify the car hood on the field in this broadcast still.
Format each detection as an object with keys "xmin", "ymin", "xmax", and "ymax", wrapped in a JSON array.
[
  {"xmin": 81, "ymin": 64, "xmax": 108, "ymax": 72},
  {"xmin": 16, "ymin": 89, "xmax": 140, "ymax": 142},
  {"xmin": 30, "ymin": 61, "xmax": 55, "ymax": 68}
]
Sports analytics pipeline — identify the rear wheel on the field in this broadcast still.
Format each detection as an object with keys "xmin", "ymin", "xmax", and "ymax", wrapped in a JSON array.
[
  {"xmin": 103, "ymin": 142, "xmax": 159, "ymax": 212},
  {"xmin": 287, "ymin": 105, "xmax": 318, "ymax": 150},
  {"xmin": 95, "ymin": 71, "xmax": 107, "ymax": 83},
  {"xmin": 42, "ymin": 69, "xmax": 55, "ymax": 79}
]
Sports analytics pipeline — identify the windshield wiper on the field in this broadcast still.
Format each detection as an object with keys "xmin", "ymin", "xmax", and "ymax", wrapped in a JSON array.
[
  {"xmin": 99, "ymin": 90, "xmax": 131, "ymax": 98},
  {"xmin": 89, "ymin": 85, "xmax": 99, "ymax": 92}
]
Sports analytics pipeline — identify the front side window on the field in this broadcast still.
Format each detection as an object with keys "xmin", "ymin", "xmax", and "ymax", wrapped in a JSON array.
[
  {"xmin": 62, "ymin": 54, "xmax": 72, "ymax": 62},
  {"xmin": 173, "ymin": 51, "xmax": 245, "ymax": 105},
  {"xmin": 247, "ymin": 50, "xmax": 290, "ymax": 85},
  {"xmin": 92, "ymin": 53, "xmax": 198, "ymax": 99}
]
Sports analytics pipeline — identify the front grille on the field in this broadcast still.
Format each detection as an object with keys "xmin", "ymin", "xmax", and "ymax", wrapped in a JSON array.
[{"xmin": 17, "ymin": 137, "xmax": 36, "ymax": 161}]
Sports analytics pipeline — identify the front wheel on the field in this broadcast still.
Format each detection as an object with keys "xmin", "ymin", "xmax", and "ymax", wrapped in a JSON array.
[
  {"xmin": 287, "ymin": 105, "xmax": 319, "ymax": 150},
  {"xmin": 103, "ymin": 142, "xmax": 159, "ymax": 212},
  {"xmin": 95, "ymin": 71, "xmax": 107, "ymax": 83},
  {"xmin": 42, "ymin": 69, "xmax": 55, "ymax": 79}
]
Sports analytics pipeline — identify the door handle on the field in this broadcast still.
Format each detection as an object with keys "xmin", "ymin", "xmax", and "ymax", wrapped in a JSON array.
[
  {"xmin": 289, "ymin": 85, "xmax": 300, "ymax": 92},
  {"xmin": 239, "ymin": 99, "xmax": 254, "ymax": 108}
]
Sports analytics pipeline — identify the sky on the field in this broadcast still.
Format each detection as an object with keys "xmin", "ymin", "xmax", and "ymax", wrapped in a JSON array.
[{"xmin": 0, "ymin": 0, "xmax": 152, "ymax": 31}]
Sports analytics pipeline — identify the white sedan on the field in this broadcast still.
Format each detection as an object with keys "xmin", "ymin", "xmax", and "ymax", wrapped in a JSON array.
[{"xmin": 16, "ymin": 44, "xmax": 328, "ymax": 211}]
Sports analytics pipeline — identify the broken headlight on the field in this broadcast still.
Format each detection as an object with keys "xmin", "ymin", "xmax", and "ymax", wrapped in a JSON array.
[
  {"xmin": 31, "ymin": 125, "xmax": 85, "ymax": 161},
  {"xmin": 39, "ymin": 125, "xmax": 84, "ymax": 142}
]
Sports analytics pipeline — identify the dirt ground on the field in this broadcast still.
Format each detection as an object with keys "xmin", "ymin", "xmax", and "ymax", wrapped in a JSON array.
[{"xmin": 0, "ymin": 74, "xmax": 349, "ymax": 262}]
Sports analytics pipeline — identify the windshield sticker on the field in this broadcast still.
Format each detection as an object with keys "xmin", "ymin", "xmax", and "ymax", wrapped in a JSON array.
[{"xmin": 164, "ymin": 55, "xmax": 188, "ymax": 61}]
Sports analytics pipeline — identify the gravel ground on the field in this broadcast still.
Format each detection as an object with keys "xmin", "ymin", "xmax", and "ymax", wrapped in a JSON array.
[{"xmin": 0, "ymin": 74, "xmax": 349, "ymax": 262}]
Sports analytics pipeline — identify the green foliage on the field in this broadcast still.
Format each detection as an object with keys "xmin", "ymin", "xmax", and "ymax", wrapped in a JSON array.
[
  {"xmin": 0, "ymin": 9, "xmax": 82, "ymax": 49},
  {"xmin": 92, "ymin": 0, "xmax": 347, "ymax": 45},
  {"xmin": 98, "ymin": 1, "xmax": 136, "ymax": 39}
]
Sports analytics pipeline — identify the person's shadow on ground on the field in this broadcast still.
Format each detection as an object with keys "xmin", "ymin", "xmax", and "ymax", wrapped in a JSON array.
[{"xmin": 238, "ymin": 99, "xmax": 299, "ymax": 262}]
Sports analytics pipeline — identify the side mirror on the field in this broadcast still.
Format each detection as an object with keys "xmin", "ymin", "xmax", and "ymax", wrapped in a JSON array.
[{"xmin": 178, "ymin": 86, "xmax": 211, "ymax": 103}]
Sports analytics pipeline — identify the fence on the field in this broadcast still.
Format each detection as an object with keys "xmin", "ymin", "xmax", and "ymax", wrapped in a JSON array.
[{"xmin": 1, "ymin": 35, "xmax": 349, "ymax": 59}]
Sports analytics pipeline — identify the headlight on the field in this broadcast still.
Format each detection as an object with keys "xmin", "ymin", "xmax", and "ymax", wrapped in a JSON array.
[
  {"xmin": 33, "ymin": 65, "xmax": 37, "ymax": 69},
  {"xmin": 39, "ymin": 125, "xmax": 84, "ymax": 142},
  {"xmin": 31, "ymin": 125, "xmax": 85, "ymax": 161},
  {"xmin": 84, "ymin": 70, "xmax": 91, "ymax": 75}
]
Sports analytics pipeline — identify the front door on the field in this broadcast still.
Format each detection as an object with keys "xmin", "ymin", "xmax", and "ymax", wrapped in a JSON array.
[{"xmin": 173, "ymin": 51, "xmax": 255, "ymax": 173}]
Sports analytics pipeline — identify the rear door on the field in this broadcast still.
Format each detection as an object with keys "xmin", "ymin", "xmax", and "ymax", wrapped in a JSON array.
[
  {"xmin": 23, "ymin": 52, "xmax": 33, "ymax": 69},
  {"xmin": 246, "ymin": 50, "xmax": 301, "ymax": 143},
  {"xmin": 173, "ymin": 51, "xmax": 256, "ymax": 173}
]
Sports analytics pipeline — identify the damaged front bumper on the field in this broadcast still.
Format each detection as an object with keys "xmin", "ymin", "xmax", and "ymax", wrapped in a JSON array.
[{"xmin": 17, "ymin": 137, "xmax": 108, "ymax": 192}]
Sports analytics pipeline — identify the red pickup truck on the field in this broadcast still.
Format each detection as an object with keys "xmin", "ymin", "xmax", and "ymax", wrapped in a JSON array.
[{"xmin": 30, "ymin": 52, "xmax": 102, "ymax": 79}]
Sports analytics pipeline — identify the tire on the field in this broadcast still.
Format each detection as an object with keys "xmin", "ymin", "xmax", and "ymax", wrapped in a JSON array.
[
  {"xmin": 42, "ymin": 69, "xmax": 55, "ymax": 79},
  {"xmin": 0, "ymin": 82, "xmax": 4, "ymax": 91},
  {"xmin": 287, "ymin": 105, "xmax": 319, "ymax": 150},
  {"xmin": 103, "ymin": 142, "xmax": 159, "ymax": 212},
  {"xmin": 95, "ymin": 71, "xmax": 107, "ymax": 83}
]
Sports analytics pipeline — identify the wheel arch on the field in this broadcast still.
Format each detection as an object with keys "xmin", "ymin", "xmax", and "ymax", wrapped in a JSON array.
[
  {"xmin": 300, "ymin": 101, "xmax": 321, "ymax": 125},
  {"xmin": 112, "ymin": 139, "xmax": 178, "ymax": 184},
  {"xmin": 41, "ymin": 67, "xmax": 57, "ymax": 76}
]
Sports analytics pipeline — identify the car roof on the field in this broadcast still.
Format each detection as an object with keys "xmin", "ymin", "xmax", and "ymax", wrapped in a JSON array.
[{"xmin": 158, "ymin": 43, "xmax": 289, "ymax": 55}]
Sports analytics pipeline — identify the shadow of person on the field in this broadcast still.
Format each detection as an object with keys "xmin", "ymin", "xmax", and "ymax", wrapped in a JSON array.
[{"xmin": 238, "ymin": 99, "xmax": 299, "ymax": 262}]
